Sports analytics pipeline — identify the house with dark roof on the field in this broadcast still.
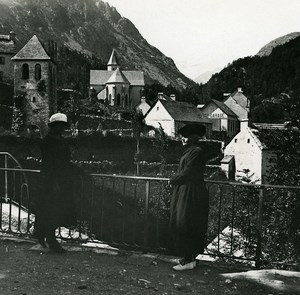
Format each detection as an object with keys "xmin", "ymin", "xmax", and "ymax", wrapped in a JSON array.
[
  {"xmin": 144, "ymin": 99, "xmax": 212, "ymax": 138},
  {"xmin": 201, "ymin": 99, "xmax": 239, "ymax": 137},
  {"xmin": 90, "ymin": 49, "xmax": 145, "ymax": 110},
  {"xmin": 201, "ymin": 88, "xmax": 250, "ymax": 138},
  {"xmin": 0, "ymin": 31, "xmax": 16, "ymax": 83},
  {"xmin": 11, "ymin": 35, "xmax": 57, "ymax": 136}
]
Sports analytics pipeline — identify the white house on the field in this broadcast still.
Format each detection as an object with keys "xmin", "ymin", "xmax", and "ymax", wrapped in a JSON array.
[
  {"xmin": 135, "ymin": 97, "xmax": 151, "ymax": 116},
  {"xmin": 222, "ymin": 121, "xmax": 277, "ymax": 184},
  {"xmin": 201, "ymin": 88, "xmax": 250, "ymax": 138},
  {"xmin": 144, "ymin": 99, "xmax": 212, "ymax": 138},
  {"xmin": 201, "ymin": 99, "xmax": 239, "ymax": 137}
]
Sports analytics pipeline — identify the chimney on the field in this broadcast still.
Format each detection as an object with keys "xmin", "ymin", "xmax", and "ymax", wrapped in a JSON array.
[
  {"xmin": 157, "ymin": 92, "xmax": 164, "ymax": 100},
  {"xmin": 170, "ymin": 94, "xmax": 176, "ymax": 101},
  {"xmin": 9, "ymin": 31, "xmax": 16, "ymax": 42},
  {"xmin": 240, "ymin": 119, "xmax": 248, "ymax": 131},
  {"xmin": 237, "ymin": 87, "xmax": 243, "ymax": 93},
  {"xmin": 140, "ymin": 97, "xmax": 146, "ymax": 104}
]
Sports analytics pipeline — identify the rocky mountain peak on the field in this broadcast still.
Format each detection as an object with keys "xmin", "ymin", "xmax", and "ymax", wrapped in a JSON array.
[
  {"xmin": 256, "ymin": 32, "xmax": 300, "ymax": 57},
  {"xmin": 0, "ymin": 0, "xmax": 192, "ymax": 89}
]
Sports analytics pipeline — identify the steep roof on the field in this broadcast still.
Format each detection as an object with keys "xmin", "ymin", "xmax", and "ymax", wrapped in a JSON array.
[
  {"xmin": 0, "ymin": 34, "xmax": 16, "ymax": 54},
  {"xmin": 97, "ymin": 89, "xmax": 106, "ymax": 100},
  {"xmin": 107, "ymin": 49, "xmax": 118, "ymax": 66},
  {"xmin": 123, "ymin": 71, "xmax": 145, "ymax": 86},
  {"xmin": 239, "ymin": 125, "xmax": 287, "ymax": 150},
  {"xmin": 159, "ymin": 100, "xmax": 211, "ymax": 123},
  {"xmin": 211, "ymin": 99, "xmax": 238, "ymax": 117},
  {"xmin": 106, "ymin": 67, "xmax": 130, "ymax": 84},
  {"xmin": 90, "ymin": 70, "xmax": 112, "ymax": 85},
  {"xmin": 226, "ymin": 89, "xmax": 249, "ymax": 109},
  {"xmin": 90, "ymin": 69, "xmax": 144, "ymax": 86},
  {"xmin": 12, "ymin": 35, "xmax": 50, "ymax": 60}
]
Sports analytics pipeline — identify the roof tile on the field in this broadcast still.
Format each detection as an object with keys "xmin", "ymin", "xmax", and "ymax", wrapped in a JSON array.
[{"xmin": 12, "ymin": 35, "xmax": 50, "ymax": 60}]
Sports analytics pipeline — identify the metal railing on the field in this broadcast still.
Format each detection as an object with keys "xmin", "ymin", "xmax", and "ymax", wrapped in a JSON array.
[{"xmin": 0, "ymin": 152, "xmax": 299, "ymax": 269}]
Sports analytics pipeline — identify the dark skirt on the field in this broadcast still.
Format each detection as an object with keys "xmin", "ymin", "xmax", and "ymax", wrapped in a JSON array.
[
  {"xmin": 170, "ymin": 182, "xmax": 209, "ymax": 257},
  {"xmin": 35, "ymin": 175, "xmax": 79, "ymax": 232}
]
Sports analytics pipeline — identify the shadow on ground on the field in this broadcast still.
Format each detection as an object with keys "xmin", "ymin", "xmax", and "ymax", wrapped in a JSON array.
[{"xmin": 0, "ymin": 238, "xmax": 299, "ymax": 295}]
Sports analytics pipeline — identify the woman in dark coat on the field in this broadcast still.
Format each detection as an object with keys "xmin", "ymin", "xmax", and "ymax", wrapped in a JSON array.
[
  {"xmin": 170, "ymin": 124, "xmax": 209, "ymax": 270},
  {"xmin": 35, "ymin": 113, "xmax": 83, "ymax": 252}
]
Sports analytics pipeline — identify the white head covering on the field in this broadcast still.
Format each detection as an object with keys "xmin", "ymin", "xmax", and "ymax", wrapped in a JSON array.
[{"xmin": 49, "ymin": 113, "xmax": 68, "ymax": 124}]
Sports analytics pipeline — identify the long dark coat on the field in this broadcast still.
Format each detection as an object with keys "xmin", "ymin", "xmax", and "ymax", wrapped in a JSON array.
[
  {"xmin": 36, "ymin": 134, "xmax": 82, "ymax": 230},
  {"xmin": 170, "ymin": 144, "xmax": 209, "ymax": 257}
]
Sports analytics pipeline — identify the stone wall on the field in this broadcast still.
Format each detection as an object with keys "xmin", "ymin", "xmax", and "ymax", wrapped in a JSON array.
[{"xmin": 13, "ymin": 60, "xmax": 57, "ymax": 136}]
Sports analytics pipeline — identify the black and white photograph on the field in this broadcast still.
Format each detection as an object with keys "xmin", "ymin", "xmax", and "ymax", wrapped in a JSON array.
[{"xmin": 0, "ymin": 0, "xmax": 299, "ymax": 294}]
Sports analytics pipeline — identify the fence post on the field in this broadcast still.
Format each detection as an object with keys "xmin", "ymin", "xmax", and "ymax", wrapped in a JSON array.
[
  {"xmin": 4, "ymin": 154, "xmax": 8, "ymax": 202},
  {"xmin": 255, "ymin": 188, "xmax": 264, "ymax": 269},
  {"xmin": 143, "ymin": 180, "xmax": 150, "ymax": 248}
]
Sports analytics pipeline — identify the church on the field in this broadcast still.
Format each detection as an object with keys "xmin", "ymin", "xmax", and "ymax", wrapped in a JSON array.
[{"xmin": 89, "ymin": 49, "xmax": 145, "ymax": 109}]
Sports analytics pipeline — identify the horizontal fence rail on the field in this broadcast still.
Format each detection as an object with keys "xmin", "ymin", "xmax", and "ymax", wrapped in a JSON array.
[{"xmin": 0, "ymin": 152, "xmax": 299, "ymax": 269}]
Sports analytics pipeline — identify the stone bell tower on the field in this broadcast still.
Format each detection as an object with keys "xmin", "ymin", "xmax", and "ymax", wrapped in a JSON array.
[{"xmin": 11, "ymin": 35, "xmax": 57, "ymax": 136}]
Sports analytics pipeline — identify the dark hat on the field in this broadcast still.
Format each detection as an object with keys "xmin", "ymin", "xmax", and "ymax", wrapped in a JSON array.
[{"xmin": 178, "ymin": 124, "xmax": 206, "ymax": 137}]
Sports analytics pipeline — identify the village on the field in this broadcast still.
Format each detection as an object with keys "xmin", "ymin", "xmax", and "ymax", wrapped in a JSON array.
[
  {"xmin": 0, "ymin": 32, "xmax": 287, "ymax": 184},
  {"xmin": 0, "ymin": 26, "xmax": 299, "ymax": 295}
]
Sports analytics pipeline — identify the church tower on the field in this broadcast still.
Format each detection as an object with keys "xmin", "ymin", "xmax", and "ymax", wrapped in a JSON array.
[
  {"xmin": 107, "ymin": 49, "xmax": 119, "ymax": 71},
  {"xmin": 106, "ymin": 67, "xmax": 130, "ymax": 107},
  {"xmin": 12, "ymin": 35, "xmax": 57, "ymax": 136}
]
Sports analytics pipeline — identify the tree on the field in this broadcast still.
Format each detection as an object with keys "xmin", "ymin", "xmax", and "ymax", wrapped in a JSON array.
[
  {"xmin": 151, "ymin": 123, "xmax": 170, "ymax": 174},
  {"xmin": 131, "ymin": 109, "xmax": 149, "ymax": 175},
  {"xmin": 256, "ymin": 128, "xmax": 300, "ymax": 265}
]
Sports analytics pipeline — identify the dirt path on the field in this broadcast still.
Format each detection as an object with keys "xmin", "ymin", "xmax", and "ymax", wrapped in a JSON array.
[{"xmin": 0, "ymin": 239, "xmax": 298, "ymax": 295}]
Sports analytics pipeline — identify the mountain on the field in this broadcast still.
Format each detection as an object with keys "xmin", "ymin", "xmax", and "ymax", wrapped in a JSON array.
[
  {"xmin": 194, "ymin": 68, "xmax": 222, "ymax": 84},
  {"xmin": 0, "ymin": 0, "xmax": 193, "ymax": 90},
  {"xmin": 256, "ymin": 32, "xmax": 300, "ymax": 57},
  {"xmin": 198, "ymin": 34, "xmax": 300, "ymax": 123}
]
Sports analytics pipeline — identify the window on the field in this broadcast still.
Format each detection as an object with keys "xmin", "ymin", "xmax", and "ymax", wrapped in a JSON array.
[
  {"xmin": 0, "ymin": 71, "xmax": 3, "ymax": 81},
  {"xmin": 32, "ymin": 97, "xmax": 36, "ymax": 103},
  {"xmin": 247, "ymin": 138, "xmax": 250, "ymax": 143},
  {"xmin": 116, "ymin": 94, "xmax": 121, "ymax": 106},
  {"xmin": 234, "ymin": 139, "xmax": 237, "ymax": 143},
  {"xmin": 22, "ymin": 64, "xmax": 29, "ymax": 79},
  {"xmin": 105, "ymin": 86, "xmax": 108, "ymax": 100},
  {"xmin": 125, "ymin": 94, "xmax": 128, "ymax": 107},
  {"xmin": 0, "ymin": 57, "xmax": 5, "ymax": 65},
  {"xmin": 35, "ymin": 64, "xmax": 41, "ymax": 80}
]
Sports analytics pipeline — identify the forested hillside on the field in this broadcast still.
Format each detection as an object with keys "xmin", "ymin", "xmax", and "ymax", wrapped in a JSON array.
[{"xmin": 199, "ymin": 36, "xmax": 300, "ymax": 123}]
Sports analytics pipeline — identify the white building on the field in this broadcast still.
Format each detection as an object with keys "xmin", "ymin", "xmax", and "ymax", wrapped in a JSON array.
[
  {"xmin": 223, "ymin": 121, "xmax": 276, "ymax": 184},
  {"xmin": 144, "ymin": 99, "xmax": 212, "ymax": 138},
  {"xmin": 201, "ymin": 99, "xmax": 239, "ymax": 137},
  {"xmin": 135, "ymin": 97, "xmax": 151, "ymax": 116},
  {"xmin": 201, "ymin": 88, "xmax": 250, "ymax": 138}
]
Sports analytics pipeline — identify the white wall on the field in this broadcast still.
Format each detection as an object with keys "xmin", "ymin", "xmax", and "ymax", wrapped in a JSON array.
[
  {"xmin": 144, "ymin": 100, "xmax": 175, "ymax": 137},
  {"xmin": 224, "ymin": 128, "xmax": 263, "ymax": 183}
]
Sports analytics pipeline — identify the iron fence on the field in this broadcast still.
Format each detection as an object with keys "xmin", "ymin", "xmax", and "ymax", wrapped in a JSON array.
[{"xmin": 0, "ymin": 152, "xmax": 299, "ymax": 269}]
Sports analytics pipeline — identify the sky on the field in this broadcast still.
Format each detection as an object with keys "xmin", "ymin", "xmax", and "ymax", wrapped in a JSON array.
[{"xmin": 105, "ymin": 0, "xmax": 300, "ymax": 80}]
